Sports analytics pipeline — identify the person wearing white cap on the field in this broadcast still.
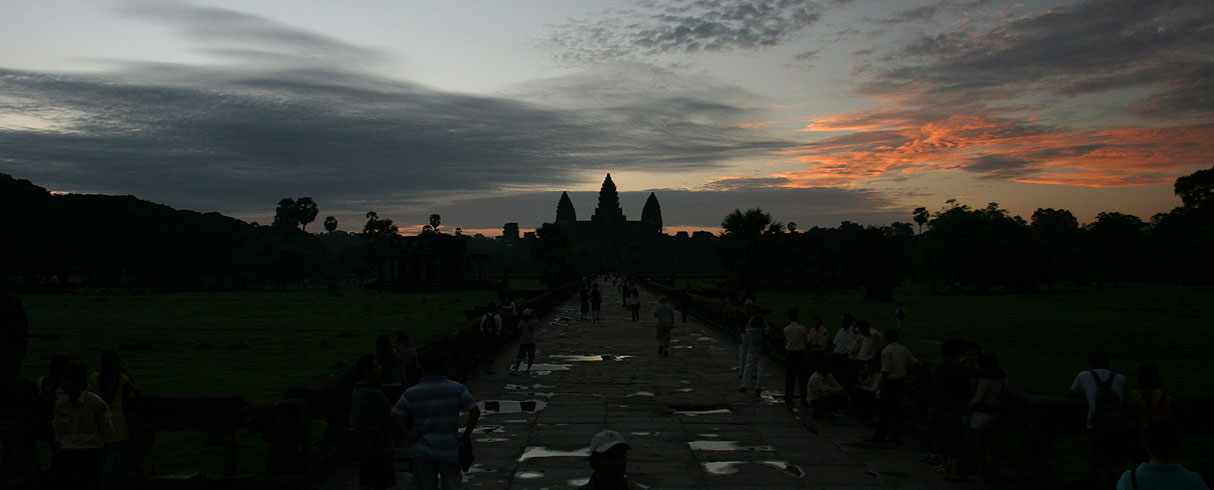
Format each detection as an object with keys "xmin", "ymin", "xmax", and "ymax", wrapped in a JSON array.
[
  {"xmin": 579, "ymin": 430, "xmax": 635, "ymax": 490},
  {"xmin": 509, "ymin": 309, "xmax": 538, "ymax": 375}
]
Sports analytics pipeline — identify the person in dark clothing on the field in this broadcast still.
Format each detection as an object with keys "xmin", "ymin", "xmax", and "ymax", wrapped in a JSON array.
[
  {"xmin": 930, "ymin": 339, "xmax": 970, "ymax": 481},
  {"xmin": 351, "ymin": 355, "xmax": 395, "ymax": 490},
  {"xmin": 677, "ymin": 285, "xmax": 691, "ymax": 323},
  {"xmin": 590, "ymin": 284, "xmax": 602, "ymax": 322},
  {"xmin": 579, "ymin": 430, "xmax": 637, "ymax": 490}
]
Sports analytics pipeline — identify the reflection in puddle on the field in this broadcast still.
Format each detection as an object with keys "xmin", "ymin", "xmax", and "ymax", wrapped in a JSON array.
[
  {"xmin": 515, "ymin": 470, "xmax": 544, "ymax": 479},
  {"xmin": 671, "ymin": 405, "xmax": 732, "ymax": 417},
  {"xmin": 697, "ymin": 433, "xmax": 720, "ymax": 438},
  {"xmin": 701, "ymin": 461, "xmax": 805, "ymax": 478},
  {"xmin": 688, "ymin": 440, "xmax": 775, "ymax": 452},
  {"xmin": 472, "ymin": 425, "xmax": 505, "ymax": 433},
  {"xmin": 626, "ymin": 391, "xmax": 654, "ymax": 397},
  {"xmin": 550, "ymin": 354, "xmax": 634, "ymax": 362},
  {"xmin": 696, "ymin": 336, "xmax": 716, "ymax": 342},
  {"xmin": 703, "ymin": 461, "xmax": 744, "ymax": 475},
  {"xmin": 479, "ymin": 400, "xmax": 548, "ymax": 414},
  {"xmin": 629, "ymin": 431, "xmax": 658, "ymax": 436},
  {"xmin": 524, "ymin": 363, "xmax": 571, "ymax": 375},
  {"xmin": 757, "ymin": 390, "xmax": 786, "ymax": 405},
  {"xmin": 759, "ymin": 460, "xmax": 806, "ymax": 477},
  {"xmin": 475, "ymin": 437, "xmax": 507, "ymax": 442},
  {"xmin": 677, "ymin": 388, "xmax": 694, "ymax": 392},
  {"xmin": 517, "ymin": 446, "xmax": 591, "ymax": 462},
  {"xmin": 568, "ymin": 477, "xmax": 590, "ymax": 486}
]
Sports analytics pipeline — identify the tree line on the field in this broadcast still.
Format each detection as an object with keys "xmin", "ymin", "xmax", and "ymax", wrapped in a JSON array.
[{"xmin": 716, "ymin": 167, "xmax": 1214, "ymax": 300}]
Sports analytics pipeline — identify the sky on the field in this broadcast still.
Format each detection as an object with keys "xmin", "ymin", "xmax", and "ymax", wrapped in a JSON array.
[{"xmin": 1, "ymin": 0, "xmax": 1210, "ymax": 235}]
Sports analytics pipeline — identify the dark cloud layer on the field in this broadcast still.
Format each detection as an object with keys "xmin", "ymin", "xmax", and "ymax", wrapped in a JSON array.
[
  {"xmin": 857, "ymin": 0, "xmax": 1214, "ymax": 119},
  {"xmin": 549, "ymin": 0, "xmax": 825, "ymax": 64},
  {"xmin": 0, "ymin": 65, "xmax": 794, "ymax": 217}
]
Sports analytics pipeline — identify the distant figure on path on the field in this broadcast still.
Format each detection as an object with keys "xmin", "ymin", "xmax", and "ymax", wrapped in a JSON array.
[
  {"xmin": 782, "ymin": 309, "xmax": 810, "ymax": 408},
  {"xmin": 627, "ymin": 288, "xmax": 641, "ymax": 322},
  {"xmin": 53, "ymin": 363, "xmax": 113, "ymax": 489},
  {"xmin": 392, "ymin": 349, "xmax": 480, "ymax": 490},
  {"xmin": 397, "ymin": 332, "xmax": 420, "ymax": 388},
  {"xmin": 737, "ymin": 300, "xmax": 757, "ymax": 376},
  {"xmin": 351, "ymin": 355, "xmax": 395, "ymax": 490},
  {"xmin": 1071, "ymin": 350, "xmax": 1128, "ymax": 490},
  {"xmin": 479, "ymin": 304, "xmax": 503, "ymax": 374},
  {"xmin": 510, "ymin": 309, "xmax": 538, "ymax": 375},
  {"xmin": 737, "ymin": 307, "xmax": 768, "ymax": 396},
  {"xmin": 653, "ymin": 297, "xmax": 675, "ymax": 357},
  {"xmin": 578, "ymin": 430, "xmax": 637, "ymax": 490},
  {"xmin": 579, "ymin": 287, "xmax": 591, "ymax": 321},
  {"xmin": 831, "ymin": 314, "xmax": 856, "ymax": 388},
  {"xmin": 1116, "ymin": 420, "xmax": 1208, "ymax": 490},
  {"xmin": 677, "ymin": 285, "xmax": 691, "ymax": 323},
  {"xmin": 894, "ymin": 303, "xmax": 906, "ymax": 329},
  {"xmin": 590, "ymin": 284, "xmax": 602, "ymax": 322},
  {"xmin": 501, "ymin": 298, "xmax": 519, "ymax": 339},
  {"xmin": 869, "ymin": 329, "xmax": 917, "ymax": 444},
  {"xmin": 90, "ymin": 351, "xmax": 141, "ymax": 490}
]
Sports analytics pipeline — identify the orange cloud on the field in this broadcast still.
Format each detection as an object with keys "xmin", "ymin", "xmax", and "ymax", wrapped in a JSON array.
[{"xmin": 779, "ymin": 109, "xmax": 1213, "ymax": 188}]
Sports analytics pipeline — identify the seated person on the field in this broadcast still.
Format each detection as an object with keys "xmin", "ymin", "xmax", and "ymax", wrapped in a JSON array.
[{"xmin": 807, "ymin": 364, "xmax": 846, "ymax": 419}]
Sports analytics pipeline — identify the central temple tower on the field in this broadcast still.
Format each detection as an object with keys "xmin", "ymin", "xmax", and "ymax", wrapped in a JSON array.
[{"xmin": 590, "ymin": 173, "xmax": 626, "ymax": 226}]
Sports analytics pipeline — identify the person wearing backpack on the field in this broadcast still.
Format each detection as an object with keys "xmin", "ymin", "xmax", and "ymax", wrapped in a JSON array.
[
  {"xmin": 1116, "ymin": 419, "xmax": 1208, "ymax": 490},
  {"xmin": 1070, "ymin": 350, "xmax": 1128, "ymax": 490}
]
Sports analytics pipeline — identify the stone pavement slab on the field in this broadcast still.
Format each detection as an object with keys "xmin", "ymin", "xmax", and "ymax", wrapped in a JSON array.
[{"xmin": 320, "ymin": 279, "xmax": 985, "ymax": 489}]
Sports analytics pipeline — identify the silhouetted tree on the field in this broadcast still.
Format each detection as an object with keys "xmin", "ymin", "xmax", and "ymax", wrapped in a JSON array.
[
  {"xmin": 913, "ymin": 207, "xmax": 929, "ymax": 234},
  {"xmin": 362, "ymin": 211, "xmax": 400, "ymax": 282},
  {"xmin": 273, "ymin": 198, "xmax": 299, "ymax": 230},
  {"xmin": 532, "ymin": 222, "xmax": 574, "ymax": 288},
  {"xmin": 1086, "ymin": 212, "xmax": 1146, "ymax": 282},
  {"xmin": 922, "ymin": 202, "xmax": 1038, "ymax": 293},
  {"xmin": 1030, "ymin": 208, "xmax": 1081, "ymax": 283},
  {"xmin": 429, "ymin": 213, "xmax": 442, "ymax": 232},
  {"xmin": 296, "ymin": 197, "xmax": 318, "ymax": 231},
  {"xmin": 323, "ymin": 216, "xmax": 338, "ymax": 233},
  {"xmin": 787, "ymin": 221, "xmax": 797, "ymax": 233},
  {"xmin": 1174, "ymin": 167, "xmax": 1214, "ymax": 208},
  {"xmin": 719, "ymin": 208, "xmax": 784, "ymax": 291}
]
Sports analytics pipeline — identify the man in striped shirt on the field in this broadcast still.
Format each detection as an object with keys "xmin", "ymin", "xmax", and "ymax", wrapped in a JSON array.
[{"xmin": 392, "ymin": 349, "xmax": 480, "ymax": 490}]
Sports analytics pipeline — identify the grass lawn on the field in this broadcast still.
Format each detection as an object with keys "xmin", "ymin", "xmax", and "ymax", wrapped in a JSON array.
[{"xmin": 15, "ymin": 287, "xmax": 499, "ymax": 474}]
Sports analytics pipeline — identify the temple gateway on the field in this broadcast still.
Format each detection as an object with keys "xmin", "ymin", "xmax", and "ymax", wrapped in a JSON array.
[{"xmin": 554, "ymin": 174, "xmax": 663, "ymax": 266}]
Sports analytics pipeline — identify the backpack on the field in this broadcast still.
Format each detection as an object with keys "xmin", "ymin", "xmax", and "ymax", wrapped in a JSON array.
[
  {"xmin": 1089, "ymin": 370, "xmax": 1125, "ymax": 432},
  {"xmin": 481, "ymin": 313, "xmax": 499, "ymax": 336}
]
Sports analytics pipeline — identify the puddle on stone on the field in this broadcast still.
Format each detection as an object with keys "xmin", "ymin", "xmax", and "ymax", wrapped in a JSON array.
[
  {"xmin": 523, "ymin": 363, "xmax": 571, "ymax": 375},
  {"xmin": 472, "ymin": 425, "xmax": 505, "ymax": 434},
  {"xmin": 679, "ymin": 380, "xmax": 691, "ymax": 384},
  {"xmin": 568, "ymin": 477, "xmax": 590, "ymax": 486},
  {"xmin": 688, "ymin": 440, "xmax": 775, "ymax": 452},
  {"xmin": 677, "ymin": 388, "xmax": 694, "ymax": 393},
  {"xmin": 626, "ymin": 391, "xmax": 655, "ymax": 397},
  {"xmin": 671, "ymin": 404, "xmax": 732, "ymax": 417},
  {"xmin": 517, "ymin": 446, "xmax": 591, "ymax": 462},
  {"xmin": 550, "ymin": 354, "xmax": 633, "ymax": 362},
  {"xmin": 504, "ymin": 419, "xmax": 529, "ymax": 424},
  {"xmin": 697, "ymin": 433, "xmax": 720, "ymax": 438},
  {"xmin": 515, "ymin": 470, "xmax": 545, "ymax": 479},
  {"xmin": 479, "ymin": 400, "xmax": 548, "ymax": 415},
  {"xmin": 475, "ymin": 437, "xmax": 507, "ymax": 442},
  {"xmin": 759, "ymin": 460, "xmax": 805, "ymax": 477},
  {"xmin": 696, "ymin": 336, "xmax": 716, "ymax": 342},
  {"xmin": 703, "ymin": 461, "xmax": 744, "ymax": 475},
  {"xmin": 629, "ymin": 431, "xmax": 658, "ymax": 436}
]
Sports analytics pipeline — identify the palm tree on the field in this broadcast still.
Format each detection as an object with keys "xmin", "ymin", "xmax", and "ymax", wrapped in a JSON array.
[{"xmin": 720, "ymin": 208, "xmax": 783, "ymax": 290}]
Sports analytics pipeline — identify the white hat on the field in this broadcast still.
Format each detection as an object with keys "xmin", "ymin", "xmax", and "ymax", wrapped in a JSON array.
[{"xmin": 590, "ymin": 430, "xmax": 630, "ymax": 453}]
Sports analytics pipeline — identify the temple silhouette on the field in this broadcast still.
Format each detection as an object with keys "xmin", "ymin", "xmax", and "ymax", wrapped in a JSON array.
[{"xmin": 554, "ymin": 174, "xmax": 662, "ymax": 267}]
